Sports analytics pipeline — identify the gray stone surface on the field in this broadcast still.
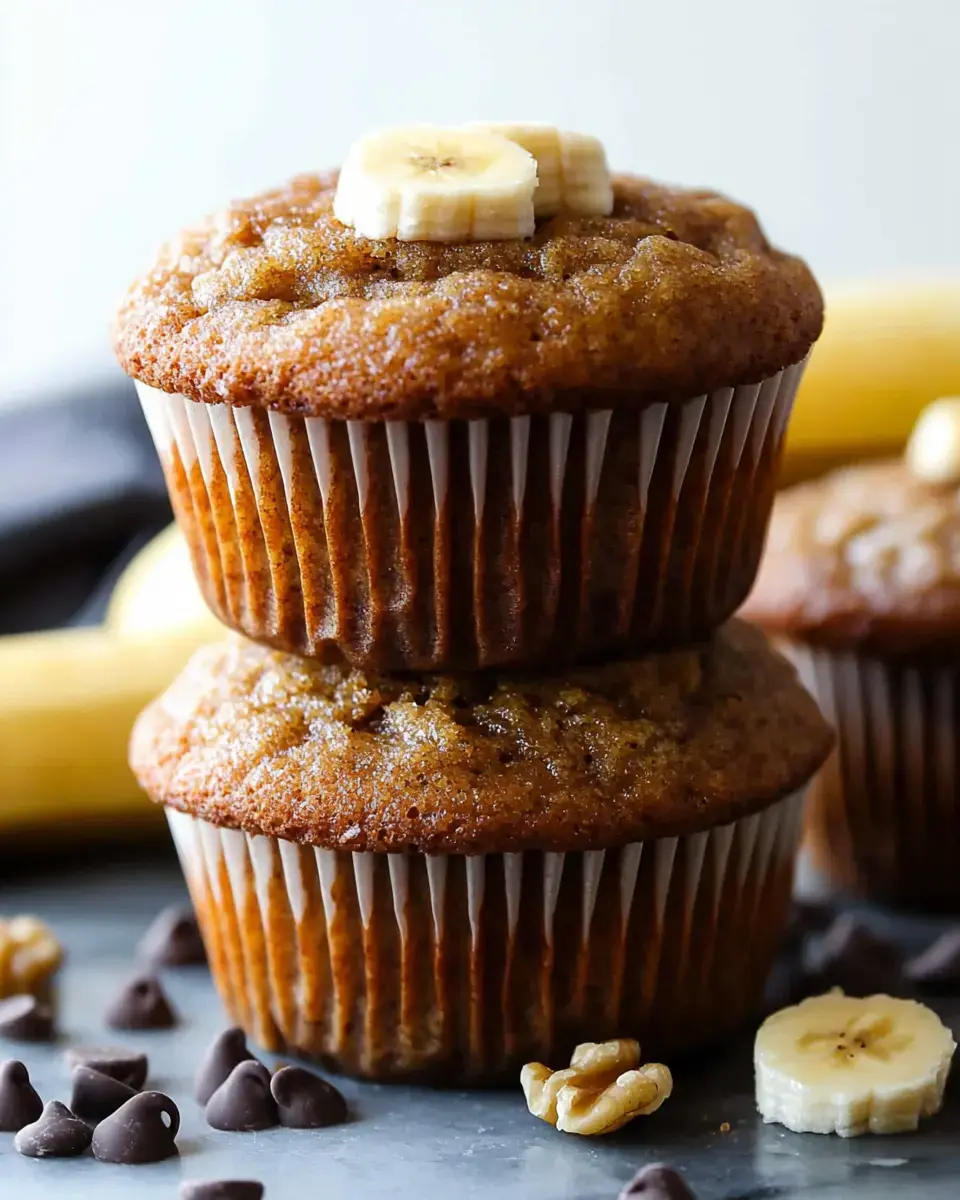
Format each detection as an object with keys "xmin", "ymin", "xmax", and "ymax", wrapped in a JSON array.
[{"xmin": 0, "ymin": 858, "xmax": 958, "ymax": 1198}]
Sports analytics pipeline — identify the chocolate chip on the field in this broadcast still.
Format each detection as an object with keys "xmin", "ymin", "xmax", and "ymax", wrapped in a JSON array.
[
  {"xmin": 906, "ymin": 928, "xmax": 960, "ymax": 989},
  {"xmin": 620, "ymin": 1163, "xmax": 696, "ymax": 1199},
  {"xmin": 180, "ymin": 1183, "xmax": 265, "ymax": 1200},
  {"xmin": 138, "ymin": 905, "xmax": 207, "ymax": 967},
  {"xmin": 812, "ymin": 914, "xmax": 905, "ymax": 995},
  {"xmin": 15, "ymin": 1100, "xmax": 92, "ymax": 1158},
  {"xmin": 270, "ymin": 1065, "xmax": 347, "ymax": 1128},
  {"xmin": 104, "ymin": 973, "xmax": 178, "ymax": 1030},
  {"xmin": 205, "ymin": 1061, "xmax": 278, "ymax": 1132},
  {"xmin": 0, "ymin": 1059, "xmax": 43, "ymax": 1132},
  {"xmin": 620, "ymin": 1164, "xmax": 697, "ymax": 1199},
  {"xmin": 92, "ymin": 1091, "xmax": 180, "ymax": 1163},
  {"xmin": 70, "ymin": 1065, "xmax": 139, "ymax": 1125},
  {"xmin": 195, "ymin": 1027, "xmax": 258, "ymax": 1105},
  {"xmin": 0, "ymin": 994, "xmax": 56, "ymax": 1042},
  {"xmin": 66, "ymin": 1045, "xmax": 149, "ymax": 1089}
]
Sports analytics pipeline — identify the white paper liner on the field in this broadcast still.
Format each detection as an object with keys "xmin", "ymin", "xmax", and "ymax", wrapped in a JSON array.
[
  {"xmin": 789, "ymin": 646, "xmax": 960, "ymax": 906},
  {"xmin": 166, "ymin": 789, "xmax": 806, "ymax": 1081},
  {"xmin": 137, "ymin": 358, "xmax": 807, "ymax": 669}
]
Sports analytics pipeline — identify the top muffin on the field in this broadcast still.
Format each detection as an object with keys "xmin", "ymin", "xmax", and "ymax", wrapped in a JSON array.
[{"xmin": 115, "ymin": 173, "xmax": 822, "ymax": 419}]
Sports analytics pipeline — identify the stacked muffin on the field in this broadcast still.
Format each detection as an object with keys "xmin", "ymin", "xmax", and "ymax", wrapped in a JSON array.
[{"xmin": 118, "ymin": 125, "xmax": 832, "ymax": 1082}]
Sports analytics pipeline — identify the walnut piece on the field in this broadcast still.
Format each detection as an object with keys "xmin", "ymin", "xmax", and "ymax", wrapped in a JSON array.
[
  {"xmin": 0, "ymin": 916, "xmax": 63, "ymax": 996},
  {"xmin": 521, "ymin": 1038, "xmax": 673, "ymax": 1135}
]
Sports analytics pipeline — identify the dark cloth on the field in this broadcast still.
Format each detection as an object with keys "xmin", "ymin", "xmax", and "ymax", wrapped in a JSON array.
[{"xmin": 0, "ymin": 378, "xmax": 172, "ymax": 634}]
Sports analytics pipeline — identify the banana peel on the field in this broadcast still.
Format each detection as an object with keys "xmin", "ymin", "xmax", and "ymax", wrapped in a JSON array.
[{"xmin": 1, "ymin": 277, "xmax": 959, "ymax": 836}]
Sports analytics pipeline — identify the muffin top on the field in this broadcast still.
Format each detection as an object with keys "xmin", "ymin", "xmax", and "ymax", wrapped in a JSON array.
[
  {"xmin": 130, "ymin": 622, "xmax": 832, "ymax": 854},
  {"xmin": 114, "ymin": 172, "xmax": 821, "ymax": 421},
  {"xmin": 743, "ymin": 459, "xmax": 960, "ymax": 656}
]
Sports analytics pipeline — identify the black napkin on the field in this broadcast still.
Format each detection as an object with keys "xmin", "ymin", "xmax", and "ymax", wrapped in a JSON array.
[{"xmin": 0, "ymin": 379, "xmax": 172, "ymax": 634}]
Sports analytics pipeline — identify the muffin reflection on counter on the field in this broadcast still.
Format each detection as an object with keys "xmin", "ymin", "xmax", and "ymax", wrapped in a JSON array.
[
  {"xmin": 130, "ymin": 623, "xmax": 832, "ymax": 1082},
  {"xmin": 742, "ymin": 399, "xmax": 960, "ymax": 910}
]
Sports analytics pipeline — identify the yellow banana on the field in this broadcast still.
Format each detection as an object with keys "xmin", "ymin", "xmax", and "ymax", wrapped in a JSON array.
[
  {"xmin": 106, "ymin": 521, "xmax": 222, "ymax": 642},
  {"xmin": 783, "ymin": 279, "xmax": 960, "ymax": 483},
  {"xmin": 0, "ymin": 628, "xmax": 181, "ymax": 830},
  {"xmin": 0, "ymin": 525, "xmax": 220, "ymax": 836}
]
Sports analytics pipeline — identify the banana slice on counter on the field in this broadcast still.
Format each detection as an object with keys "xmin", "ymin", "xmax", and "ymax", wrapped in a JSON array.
[
  {"xmin": 333, "ymin": 125, "xmax": 538, "ymax": 241},
  {"xmin": 468, "ymin": 123, "xmax": 613, "ymax": 217},
  {"xmin": 755, "ymin": 991, "xmax": 956, "ymax": 1137}
]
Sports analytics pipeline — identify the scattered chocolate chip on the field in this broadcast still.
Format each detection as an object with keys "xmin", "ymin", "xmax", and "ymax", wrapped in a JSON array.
[
  {"xmin": 92, "ymin": 1090, "xmax": 180, "ymax": 1163},
  {"xmin": 104, "ymin": 973, "xmax": 178, "ymax": 1030},
  {"xmin": 620, "ymin": 1163, "xmax": 697, "ymax": 1198},
  {"xmin": 906, "ymin": 928, "xmax": 960, "ymax": 989},
  {"xmin": 138, "ymin": 906, "xmax": 207, "ymax": 967},
  {"xmin": 812, "ymin": 914, "xmax": 905, "ymax": 995},
  {"xmin": 0, "ymin": 1059, "xmax": 43, "ymax": 1132},
  {"xmin": 70, "ymin": 1065, "xmax": 139, "ymax": 1125},
  {"xmin": 195, "ymin": 1027, "xmax": 258, "ymax": 1105},
  {"xmin": 0, "ymin": 994, "xmax": 56, "ymax": 1042},
  {"xmin": 15, "ymin": 1100, "xmax": 92, "ymax": 1158},
  {"xmin": 205, "ymin": 1061, "xmax": 278, "ymax": 1132},
  {"xmin": 270, "ymin": 1065, "xmax": 347, "ymax": 1128},
  {"xmin": 180, "ymin": 1182, "xmax": 265, "ymax": 1200},
  {"xmin": 66, "ymin": 1045, "xmax": 149, "ymax": 1090}
]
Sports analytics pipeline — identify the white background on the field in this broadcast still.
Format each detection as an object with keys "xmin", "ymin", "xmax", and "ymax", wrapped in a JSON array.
[{"xmin": 1, "ymin": 0, "xmax": 958, "ymax": 402}]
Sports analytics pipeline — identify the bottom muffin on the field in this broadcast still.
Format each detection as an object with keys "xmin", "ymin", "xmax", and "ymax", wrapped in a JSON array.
[{"xmin": 130, "ymin": 622, "xmax": 832, "ymax": 1082}]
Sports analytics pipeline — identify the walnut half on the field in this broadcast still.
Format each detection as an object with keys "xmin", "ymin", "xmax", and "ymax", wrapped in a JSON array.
[
  {"xmin": 0, "ymin": 916, "xmax": 63, "ymax": 997},
  {"xmin": 521, "ymin": 1038, "xmax": 673, "ymax": 1135}
]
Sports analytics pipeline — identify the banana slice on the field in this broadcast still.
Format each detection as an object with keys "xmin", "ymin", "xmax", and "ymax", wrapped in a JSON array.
[
  {"xmin": 333, "ymin": 126, "xmax": 537, "ymax": 242},
  {"xmin": 755, "ymin": 991, "xmax": 956, "ymax": 1137},
  {"xmin": 470, "ymin": 123, "xmax": 614, "ymax": 217},
  {"xmin": 906, "ymin": 396, "xmax": 960, "ymax": 485}
]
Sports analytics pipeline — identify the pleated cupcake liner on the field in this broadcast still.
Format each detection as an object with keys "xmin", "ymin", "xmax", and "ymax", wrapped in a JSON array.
[
  {"xmin": 137, "ymin": 358, "xmax": 806, "ymax": 671},
  {"xmin": 791, "ymin": 645, "xmax": 960, "ymax": 910},
  {"xmin": 166, "ymin": 788, "xmax": 806, "ymax": 1084}
]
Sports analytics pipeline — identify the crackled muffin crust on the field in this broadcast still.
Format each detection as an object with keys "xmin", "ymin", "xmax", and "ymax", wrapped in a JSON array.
[
  {"xmin": 743, "ymin": 461, "xmax": 960, "ymax": 655},
  {"xmin": 130, "ymin": 621, "xmax": 832, "ymax": 853},
  {"xmin": 115, "ymin": 173, "xmax": 822, "ymax": 419}
]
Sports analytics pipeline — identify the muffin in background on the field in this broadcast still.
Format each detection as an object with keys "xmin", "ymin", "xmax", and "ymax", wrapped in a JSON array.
[
  {"xmin": 742, "ymin": 398, "xmax": 960, "ymax": 910},
  {"xmin": 115, "ymin": 132, "xmax": 822, "ymax": 672},
  {"xmin": 129, "ymin": 621, "xmax": 832, "ymax": 1082}
]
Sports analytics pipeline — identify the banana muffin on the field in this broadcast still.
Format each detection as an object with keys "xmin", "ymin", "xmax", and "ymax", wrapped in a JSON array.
[
  {"xmin": 742, "ymin": 398, "xmax": 960, "ymax": 909},
  {"xmin": 130, "ymin": 620, "xmax": 832, "ymax": 1082},
  {"xmin": 116, "ymin": 124, "xmax": 823, "ymax": 671}
]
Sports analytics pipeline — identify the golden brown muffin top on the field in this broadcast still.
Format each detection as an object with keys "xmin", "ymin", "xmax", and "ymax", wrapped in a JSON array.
[
  {"xmin": 114, "ymin": 173, "xmax": 822, "ymax": 420},
  {"xmin": 742, "ymin": 460, "xmax": 960, "ymax": 656},
  {"xmin": 130, "ymin": 622, "xmax": 832, "ymax": 854}
]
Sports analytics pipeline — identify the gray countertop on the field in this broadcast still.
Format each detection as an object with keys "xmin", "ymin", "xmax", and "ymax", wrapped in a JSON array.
[{"xmin": 1, "ymin": 855, "xmax": 958, "ymax": 1199}]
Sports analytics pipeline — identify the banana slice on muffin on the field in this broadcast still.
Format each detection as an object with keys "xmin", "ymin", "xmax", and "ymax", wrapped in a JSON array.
[
  {"xmin": 468, "ymin": 123, "xmax": 613, "ymax": 217},
  {"xmin": 333, "ymin": 123, "xmax": 615, "ymax": 241},
  {"xmin": 333, "ymin": 125, "xmax": 538, "ymax": 241}
]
